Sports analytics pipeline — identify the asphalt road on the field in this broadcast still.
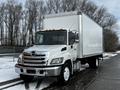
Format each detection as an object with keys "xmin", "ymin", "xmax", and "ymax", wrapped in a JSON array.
[{"xmin": 44, "ymin": 54, "xmax": 120, "ymax": 90}]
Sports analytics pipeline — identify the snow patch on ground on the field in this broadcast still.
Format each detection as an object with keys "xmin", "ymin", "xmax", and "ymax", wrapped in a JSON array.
[
  {"xmin": 5, "ymin": 78, "xmax": 56, "ymax": 90},
  {"xmin": 5, "ymin": 84, "xmax": 26, "ymax": 90},
  {"xmin": 0, "ymin": 57, "xmax": 17, "ymax": 69},
  {"xmin": 103, "ymin": 52, "xmax": 118, "ymax": 59},
  {"xmin": 0, "ymin": 56, "xmax": 19, "ymax": 83},
  {"xmin": 116, "ymin": 51, "xmax": 120, "ymax": 54}
]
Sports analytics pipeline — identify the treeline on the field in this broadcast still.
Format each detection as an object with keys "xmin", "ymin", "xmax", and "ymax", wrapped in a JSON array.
[{"xmin": 0, "ymin": 0, "xmax": 119, "ymax": 52}]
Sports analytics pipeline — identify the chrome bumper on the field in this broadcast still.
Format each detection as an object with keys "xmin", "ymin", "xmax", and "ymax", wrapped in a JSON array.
[{"xmin": 15, "ymin": 64, "xmax": 62, "ymax": 76}]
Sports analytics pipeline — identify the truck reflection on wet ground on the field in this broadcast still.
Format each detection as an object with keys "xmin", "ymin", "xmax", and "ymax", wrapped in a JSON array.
[
  {"xmin": 24, "ymin": 77, "xmax": 43, "ymax": 90},
  {"xmin": 24, "ymin": 82, "xmax": 29, "ymax": 89},
  {"xmin": 43, "ymin": 68, "xmax": 98, "ymax": 90}
]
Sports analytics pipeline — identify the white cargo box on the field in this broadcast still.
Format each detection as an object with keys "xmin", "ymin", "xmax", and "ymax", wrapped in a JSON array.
[{"xmin": 43, "ymin": 11, "xmax": 103, "ymax": 58}]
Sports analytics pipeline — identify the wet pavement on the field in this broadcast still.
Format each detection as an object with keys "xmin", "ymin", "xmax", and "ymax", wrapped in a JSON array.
[
  {"xmin": 43, "ymin": 54, "xmax": 120, "ymax": 90},
  {"xmin": 86, "ymin": 54, "xmax": 120, "ymax": 90}
]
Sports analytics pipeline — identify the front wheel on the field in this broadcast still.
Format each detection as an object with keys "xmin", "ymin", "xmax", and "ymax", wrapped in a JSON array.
[{"xmin": 58, "ymin": 63, "xmax": 71, "ymax": 84}]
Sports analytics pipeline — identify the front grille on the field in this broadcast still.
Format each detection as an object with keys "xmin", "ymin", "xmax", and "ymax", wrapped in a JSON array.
[
  {"xmin": 23, "ymin": 52, "xmax": 45, "ymax": 57},
  {"xmin": 24, "ymin": 61, "xmax": 46, "ymax": 64},
  {"xmin": 22, "ymin": 52, "xmax": 47, "ymax": 66},
  {"xmin": 23, "ymin": 57, "xmax": 45, "ymax": 60},
  {"xmin": 32, "ymin": 54, "xmax": 45, "ymax": 56},
  {"xmin": 23, "ymin": 52, "xmax": 31, "ymax": 56}
]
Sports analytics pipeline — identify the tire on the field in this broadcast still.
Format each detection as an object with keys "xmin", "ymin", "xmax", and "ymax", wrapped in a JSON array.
[
  {"xmin": 88, "ymin": 58, "xmax": 98, "ymax": 69},
  {"xmin": 58, "ymin": 63, "xmax": 71, "ymax": 84},
  {"xmin": 20, "ymin": 74, "xmax": 34, "ymax": 82}
]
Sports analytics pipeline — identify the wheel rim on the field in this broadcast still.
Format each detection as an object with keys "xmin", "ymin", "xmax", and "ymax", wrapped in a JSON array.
[
  {"xmin": 63, "ymin": 67, "xmax": 70, "ymax": 81},
  {"xmin": 96, "ymin": 59, "xmax": 99, "ymax": 66}
]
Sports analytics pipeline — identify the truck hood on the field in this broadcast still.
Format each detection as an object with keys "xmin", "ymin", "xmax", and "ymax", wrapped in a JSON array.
[{"xmin": 24, "ymin": 45, "xmax": 66, "ymax": 52}]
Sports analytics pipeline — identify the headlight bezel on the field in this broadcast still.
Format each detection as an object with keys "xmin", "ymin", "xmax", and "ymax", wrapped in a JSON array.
[
  {"xmin": 50, "ymin": 57, "xmax": 64, "ymax": 65},
  {"xmin": 17, "ymin": 57, "xmax": 22, "ymax": 64}
]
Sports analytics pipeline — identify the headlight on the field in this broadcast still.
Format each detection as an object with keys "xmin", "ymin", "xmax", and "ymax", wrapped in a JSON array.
[
  {"xmin": 17, "ymin": 57, "xmax": 22, "ymax": 64},
  {"xmin": 50, "ymin": 57, "xmax": 64, "ymax": 64}
]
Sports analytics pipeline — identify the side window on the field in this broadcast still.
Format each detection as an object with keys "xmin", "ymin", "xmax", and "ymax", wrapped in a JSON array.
[
  {"xmin": 35, "ymin": 33, "xmax": 44, "ymax": 44},
  {"xmin": 69, "ymin": 32, "xmax": 76, "ymax": 45},
  {"xmin": 75, "ymin": 33, "xmax": 79, "ymax": 41}
]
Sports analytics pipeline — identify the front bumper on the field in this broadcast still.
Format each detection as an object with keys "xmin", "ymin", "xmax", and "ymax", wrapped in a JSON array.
[{"xmin": 15, "ymin": 64, "xmax": 62, "ymax": 76}]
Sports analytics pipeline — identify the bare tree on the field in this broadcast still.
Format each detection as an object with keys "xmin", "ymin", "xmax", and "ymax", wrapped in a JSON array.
[
  {"xmin": 92, "ymin": 7, "xmax": 106, "ymax": 24},
  {"xmin": 25, "ymin": 0, "xmax": 37, "ymax": 45},
  {"xmin": 37, "ymin": 1, "xmax": 46, "ymax": 30},
  {"xmin": 21, "ymin": 10, "xmax": 28, "ymax": 46},
  {"xmin": 46, "ymin": 0, "xmax": 62, "ymax": 14},
  {"xmin": 25, "ymin": 0, "xmax": 45, "ymax": 46},
  {"xmin": 61, "ymin": 0, "xmax": 78, "ymax": 12},
  {"xmin": 46, "ymin": 0, "xmax": 78, "ymax": 13},
  {"xmin": 104, "ymin": 29, "xmax": 118, "ymax": 52},
  {"xmin": 1, "ymin": 0, "xmax": 22, "ymax": 46},
  {"xmin": 0, "ymin": 3, "xmax": 5, "ymax": 45}
]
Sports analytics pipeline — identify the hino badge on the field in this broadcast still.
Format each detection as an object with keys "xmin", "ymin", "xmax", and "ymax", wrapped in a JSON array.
[{"xmin": 15, "ymin": 11, "xmax": 103, "ymax": 83}]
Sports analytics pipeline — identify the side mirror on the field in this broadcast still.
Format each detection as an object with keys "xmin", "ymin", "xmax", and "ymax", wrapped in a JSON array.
[{"xmin": 75, "ymin": 39, "xmax": 79, "ymax": 43}]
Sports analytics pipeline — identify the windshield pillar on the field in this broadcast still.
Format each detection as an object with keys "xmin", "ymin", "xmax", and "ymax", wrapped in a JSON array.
[{"xmin": 67, "ymin": 30, "xmax": 69, "ymax": 45}]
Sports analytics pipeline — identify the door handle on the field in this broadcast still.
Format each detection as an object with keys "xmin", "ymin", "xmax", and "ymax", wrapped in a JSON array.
[
  {"xmin": 74, "ymin": 49, "xmax": 77, "ymax": 50},
  {"xmin": 71, "ymin": 45, "xmax": 73, "ymax": 48}
]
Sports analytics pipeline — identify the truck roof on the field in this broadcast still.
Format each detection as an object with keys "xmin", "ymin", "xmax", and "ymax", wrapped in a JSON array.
[
  {"xmin": 44, "ymin": 11, "xmax": 82, "ymax": 18},
  {"xmin": 37, "ymin": 29, "xmax": 67, "ymax": 32}
]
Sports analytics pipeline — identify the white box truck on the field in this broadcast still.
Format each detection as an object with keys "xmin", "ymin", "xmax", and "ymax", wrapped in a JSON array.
[{"xmin": 15, "ymin": 11, "xmax": 103, "ymax": 83}]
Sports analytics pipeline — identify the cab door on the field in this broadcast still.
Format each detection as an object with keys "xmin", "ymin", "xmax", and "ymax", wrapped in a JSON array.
[{"xmin": 68, "ymin": 31, "xmax": 78, "ymax": 61}]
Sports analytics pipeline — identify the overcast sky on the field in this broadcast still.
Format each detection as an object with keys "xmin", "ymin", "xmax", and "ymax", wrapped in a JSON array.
[
  {"xmin": 92, "ymin": 0, "xmax": 120, "ymax": 24},
  {"xmin": 92, "ymin": 0, "xmax": 120, "ymax": 17},
  {"xmin": 91, "ymin": 0, "xmax": 120, "ymax": 39}
]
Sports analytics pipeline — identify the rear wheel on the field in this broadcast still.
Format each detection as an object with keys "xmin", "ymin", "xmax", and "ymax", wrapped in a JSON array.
[
  {"xmin": 88, "ymin": 58, "xmax": 99, "ymax": 69},
  {"xmin": 96, "ymin": 59, "xmax": 100, "ymax": 67},
  {"xmin": 20, "ymin": 74, "xmax": 34, "ymax": 82}
]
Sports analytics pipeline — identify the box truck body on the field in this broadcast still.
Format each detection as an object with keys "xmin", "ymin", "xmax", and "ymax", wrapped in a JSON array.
[
  {"xmin": 44, "ymin": 11, "xmax": 103, "ymax": 58},
  {"xmin": 15, "ymin": 11, "xmax": 103, "ymax": 83}
]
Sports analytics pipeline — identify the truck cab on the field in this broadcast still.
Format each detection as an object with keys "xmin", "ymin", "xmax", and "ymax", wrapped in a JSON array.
[{"xmin": 15, "ymin": 29, "xmax": 79, "ymax": 83}]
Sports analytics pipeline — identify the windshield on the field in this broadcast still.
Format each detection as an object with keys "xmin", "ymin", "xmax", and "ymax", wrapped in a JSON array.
[{"xmin": 35, "ymin": 30, "xmax": 67, "ymax": 45}]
